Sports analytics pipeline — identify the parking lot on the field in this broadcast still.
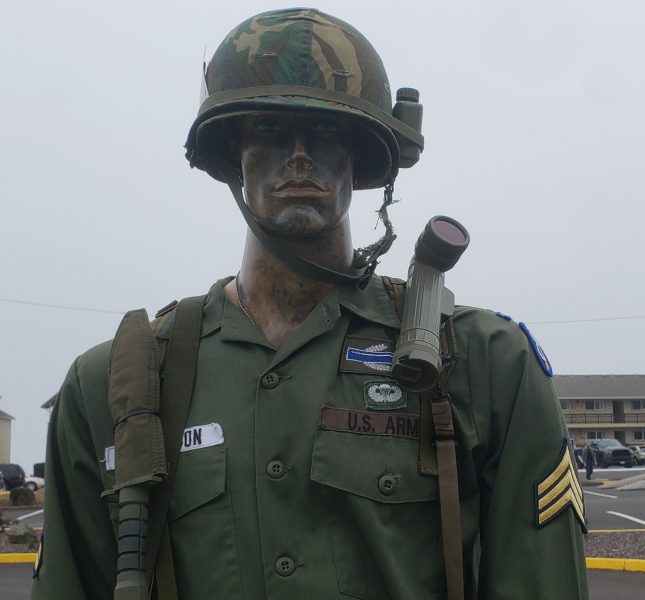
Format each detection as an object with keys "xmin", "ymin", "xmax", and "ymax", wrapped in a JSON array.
[
  {"xmin": 582, "ymin": 467, "xmax": 645, "ymax": 531},
  {"xmin": 2, "ymin": 468, "xmax": 644, "ymax": 598}
]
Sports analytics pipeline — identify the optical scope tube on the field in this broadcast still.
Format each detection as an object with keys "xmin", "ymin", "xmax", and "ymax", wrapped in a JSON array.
[{"xmin": 392, "ymin": 216, "xmax": 470, "ymax": 392}]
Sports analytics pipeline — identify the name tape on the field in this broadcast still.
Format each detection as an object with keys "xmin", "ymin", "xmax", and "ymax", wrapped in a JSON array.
[
  {"xmin": 103, "ymin": 422, "xmax": 224, "ymax": 470},
  {"xmin": 180, "ymin": 423, "xmax": 224, "ymax": 452},
  {"xmin": 319, "ymin": 405, "xmax": 419, "ymax": 439}
]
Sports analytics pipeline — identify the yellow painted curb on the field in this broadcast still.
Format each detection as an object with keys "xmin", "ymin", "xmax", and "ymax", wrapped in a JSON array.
[
  {"xmin": 2, "ymin": 553, "xmax": 644, "ymax": 569},
  {"xmin": 588, "ymin": 528, "xmax": 645, "ymax": 533},
  {"xmin": 0, "ymin": 552, "xmax": 37, "ymax": 564},
  {"xmin": 586, "ymin": 557, "xmax": 645, "ymax": 571}
]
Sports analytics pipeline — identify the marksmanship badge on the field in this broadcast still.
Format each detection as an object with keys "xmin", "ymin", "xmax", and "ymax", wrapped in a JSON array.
[{"xmin": 534, "ymin": 438, "xmax": 586, "ymax": 531}]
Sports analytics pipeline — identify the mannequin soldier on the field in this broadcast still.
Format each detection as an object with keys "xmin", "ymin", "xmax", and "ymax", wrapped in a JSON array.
[{"xmin": 32, "ymin": 9, "xmax": 588, "ymax": 600}]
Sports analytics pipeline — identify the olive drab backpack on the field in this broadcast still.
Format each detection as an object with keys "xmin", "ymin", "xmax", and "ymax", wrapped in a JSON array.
[{"xmin": 107, "ymin": 281, "xmax": 464, "ymax": 600}]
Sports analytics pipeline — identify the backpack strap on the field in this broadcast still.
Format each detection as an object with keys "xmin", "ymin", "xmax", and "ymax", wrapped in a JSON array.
[
  {"xmin": 382, "ymin": 276, "xmax": 406, "ymax": 322},
  {"xmin": 108, "ymin": 309, "xmax": 166, "ymax": 600},
  {"xmin": 383, "ymin": 276, "xmax": 464, "ymax": 600},
  {"xmin": 429, "ymin": 317, "xmax": 463, "ymax": 600},
  {"xmin": 108, "ymin": 295, "xmax": 206, "ymax": 600},
  {"xmin": 152, "ymin": 525, "xmax": 178, "ymax": 600},
  {"xmin": 146, "ymin": 295, "xmax": 206, "ymax": 599}
]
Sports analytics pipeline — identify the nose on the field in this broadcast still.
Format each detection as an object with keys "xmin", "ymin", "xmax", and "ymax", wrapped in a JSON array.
[{"xmin": 284, "ymin": 131, "xmax": 314, "ymax": 175}]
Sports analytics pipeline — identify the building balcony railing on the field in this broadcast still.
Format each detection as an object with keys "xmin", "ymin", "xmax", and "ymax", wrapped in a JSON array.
[
  {"xmin": 563, "ymin": 413, "xmax": 645, "ymax": 424},
  {"xmin": 625, "ymin": 414, "xmax": 645, "ymax": 423}
]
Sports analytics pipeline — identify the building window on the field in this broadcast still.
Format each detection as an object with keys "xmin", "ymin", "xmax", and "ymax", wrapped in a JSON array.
[
  {"xmin": 631, "ymin": 400, "xmax": 645, "ymax": 411},
  {"xmin": 587, "ymin": 431, "xmax": 604, "ymax": 440},
  {"xmin": 585, "ymin": 400, "xmax": 604, "ymax": 411},
  {"xmin": 635, "ymin": 431, "xmax": 645, "ymax": 441},
  {"xmin": 560, "ymin": 400, "xmax": 570, "ymax": 411}
]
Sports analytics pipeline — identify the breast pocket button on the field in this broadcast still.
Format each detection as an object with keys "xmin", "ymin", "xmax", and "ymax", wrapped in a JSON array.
[{"xmin": 378, "ymin": 473, "xmax": 398, "ymax": 496}]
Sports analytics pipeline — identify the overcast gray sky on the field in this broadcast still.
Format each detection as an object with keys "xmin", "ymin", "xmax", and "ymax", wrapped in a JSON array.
[{"xmin": 1, "ymin": 0, "xmax": 644, "ymax": 472}]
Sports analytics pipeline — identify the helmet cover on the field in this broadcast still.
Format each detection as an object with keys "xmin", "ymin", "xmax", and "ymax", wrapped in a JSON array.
[{"xmin": 185, "ymin": 8, "xmax": 420, "ymax": 189}]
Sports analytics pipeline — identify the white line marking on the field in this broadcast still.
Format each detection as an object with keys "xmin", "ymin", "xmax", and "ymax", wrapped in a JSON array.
[
  {"xmin": 585, "ymin": 491, "xmax": 618, "ymax": 499},
  {"xmin": 16, "ymin": 509, "xmax": 43, "ymax": 521},
  {"xmin": 578, "ymin": 468, "xmax": 645, "ymax": 473},
  {"xmin": 606, "ymin": 511, "xmax": 645, "ymax": 526}
]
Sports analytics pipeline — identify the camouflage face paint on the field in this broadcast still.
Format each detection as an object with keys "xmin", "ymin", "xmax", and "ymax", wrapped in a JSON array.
[{"xmin": 240, "ymin": 112, "xmax": 354, "ymax": 237}]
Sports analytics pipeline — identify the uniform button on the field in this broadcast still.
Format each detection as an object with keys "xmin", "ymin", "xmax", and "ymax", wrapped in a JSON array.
[
  {"xmin": 261, "ymin": 372, "xmax": 280, "ymax": 389},
  {"xmin": 275, "ymin": 555, "xmax": 296, "ymax": 577},
  {"xmin": 378, "ymin": 473, "xmax": 398, "ymax": 496},
  {"xmin": 266, "ymin": 460, "xmax": 286, "ymax": 479}
]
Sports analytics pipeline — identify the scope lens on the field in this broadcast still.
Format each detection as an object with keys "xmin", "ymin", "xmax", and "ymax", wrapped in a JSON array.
[{"xmin": 432, "ymin": 219, "xmax": 467, "ymax": 245}]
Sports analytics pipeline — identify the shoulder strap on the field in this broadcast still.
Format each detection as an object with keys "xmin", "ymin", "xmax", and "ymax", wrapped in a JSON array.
[
  {"xmin": 383, "ymin": 276, "xmax": 464, "ymax": 600},
  {"xmin": 382, "ymin": 276, "xmax": 406, "ymax": 321},
  {"xmin": 146, "ymin": 295, "xmax": 206, "ymax": 598},
  {"xmin": 429, "ymin": 316, "xmax": 463, "ymax": 600}
]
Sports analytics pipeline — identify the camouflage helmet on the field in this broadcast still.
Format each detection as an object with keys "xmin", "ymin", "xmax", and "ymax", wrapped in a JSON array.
[{"xmin": 185, "ymin": 8, "xmax": 424, "ymax": 190}]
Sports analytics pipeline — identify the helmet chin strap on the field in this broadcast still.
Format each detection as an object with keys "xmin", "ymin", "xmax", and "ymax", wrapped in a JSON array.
[{"xmin": 220, "ymin": 161, "xmax": 397, "ymax": 289}]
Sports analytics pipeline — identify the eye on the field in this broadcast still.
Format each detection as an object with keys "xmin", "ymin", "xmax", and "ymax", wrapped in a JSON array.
[
  {"xmin": 314, "ymin": 120, "xmax": 342, "ymax": 136},
  {"xmin": 254, "ymin": 118, "xmax": 281, "ymax": 134}
]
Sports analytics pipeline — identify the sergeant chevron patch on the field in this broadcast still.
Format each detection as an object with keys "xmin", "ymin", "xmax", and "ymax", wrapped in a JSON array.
[{"xmin": 535, "ymin": 438, "xmax": 586, "ymax": 532}]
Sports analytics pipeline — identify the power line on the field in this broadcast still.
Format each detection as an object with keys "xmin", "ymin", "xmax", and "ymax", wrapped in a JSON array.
[
  {"xmin": 2, "ymin": 296, "xmax": 645, "ymax": 325},
  {"xmin": 0, "ymin": 297, "xmax": 125, "ymax": 315},
  {"xmin": 527, "ymin": 315, "xmax": 645, "ymax": 325}
]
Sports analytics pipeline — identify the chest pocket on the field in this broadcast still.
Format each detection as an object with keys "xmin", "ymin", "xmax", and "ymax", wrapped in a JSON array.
[
  {"xmin": 311, "ymin": 429, "xmax": 444, "ymax": 600},
  {"xmin": 167, "ymin": 446, "xmax": 243, "ymax": 599},
  {"xmin": 168, "ymin": 446, "xmax": 226, "ymax": 521}
]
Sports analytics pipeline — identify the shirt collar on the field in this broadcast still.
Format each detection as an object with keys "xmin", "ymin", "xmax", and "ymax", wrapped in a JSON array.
[
  {"xmin": 154, "ymin": 277, "xmax": 231, "ymax": 340},
  {"xmin": 154, "ymin": 274, "xmax": 400, "ymax": 341},
  {"xmin": 338, "ymin": 274, "xmax": 401, "ymax": 329}
]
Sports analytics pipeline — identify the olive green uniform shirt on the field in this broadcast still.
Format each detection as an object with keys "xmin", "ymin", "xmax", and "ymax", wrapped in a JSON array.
[{"xmin": 32, "ymin": 276, "xmax": 588, "ymax": 599}]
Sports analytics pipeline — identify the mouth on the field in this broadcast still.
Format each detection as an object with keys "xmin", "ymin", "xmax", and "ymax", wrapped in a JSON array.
[{"xmin": 272, "ymin": 178, "xmax": 328, "ymax": 199}]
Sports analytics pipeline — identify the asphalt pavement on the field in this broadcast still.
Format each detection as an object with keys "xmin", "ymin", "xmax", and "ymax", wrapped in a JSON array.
[
  {"xmin": 1, "ymin": 507, "xmax": 43, "ymax": 530},
  {"xmin": 584, "ymin": 488, "xmax": 645, "ymax": 530},
  {"xmin": 587, "ymin": 569, "xmax": 645, "ymax": 599},
  {"xmin": 0, "ymin": 563, "xmax": 32, "ymax": 600},
  {"xmin": 579, "ymin": 466, "xmax": 645, "ymax": 482}
]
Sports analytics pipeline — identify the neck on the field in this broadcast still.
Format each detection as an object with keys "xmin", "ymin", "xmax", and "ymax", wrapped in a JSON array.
[{"xmin": 226, "ymin": 220, "xmax": 354, "ymax": 347}]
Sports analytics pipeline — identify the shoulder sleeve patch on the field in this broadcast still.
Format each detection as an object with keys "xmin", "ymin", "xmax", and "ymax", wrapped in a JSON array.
[
  {"xmin": 535, "ymin": 438, "xmax": 586, "ymax": 532},
  {"xmin": 518, "ymin": 322, "xmax": 554, "ymax": 376},
  {"xmin": 494, "ymin": 312, "xmax": 554, "ymax": 376}
]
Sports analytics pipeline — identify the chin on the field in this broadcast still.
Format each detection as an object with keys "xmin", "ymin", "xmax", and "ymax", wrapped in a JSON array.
[{"xmin": 268, "ymin": 208, "xmax": 329, "ymax": 237}]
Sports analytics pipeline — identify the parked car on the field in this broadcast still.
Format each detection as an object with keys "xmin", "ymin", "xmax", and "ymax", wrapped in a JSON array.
[
  {"xmin": 589, "ymin": 439, "xmax": 633, "ymax": 468},
  {"xmin": 25, "ymin": 476, "xmax": 45, "ymax": 491},
  {"xmin": 0, "ymin": 463, "xmax": 26, "ymax": 490},
  {"xmin": 628, "ymin": 445, "xmax": 645, "ymax": 465}
]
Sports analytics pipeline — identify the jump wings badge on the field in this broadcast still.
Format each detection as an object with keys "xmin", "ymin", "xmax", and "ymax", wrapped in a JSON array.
[
  {"xmin": 364, "ymin": 380, "xmax": 406, "ymax": 410},
  {"xmin": 534, "ymin": 438, "xmax": 586, "ymax": 531}
]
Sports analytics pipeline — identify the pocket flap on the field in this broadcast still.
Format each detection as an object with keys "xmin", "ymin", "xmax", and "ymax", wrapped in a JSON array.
[
  {"xmin": 310, "ymin": 429, "xmax": 437, "ymax": 503},
  {"xmin": 169, "ymin": 446, "xmax": 227, "ymax": 521}
]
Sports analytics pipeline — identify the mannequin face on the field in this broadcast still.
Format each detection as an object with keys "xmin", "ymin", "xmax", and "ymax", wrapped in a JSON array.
[{"xmin": 239, "ymin": 111, "xmax": 354, "ymax": 237}]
